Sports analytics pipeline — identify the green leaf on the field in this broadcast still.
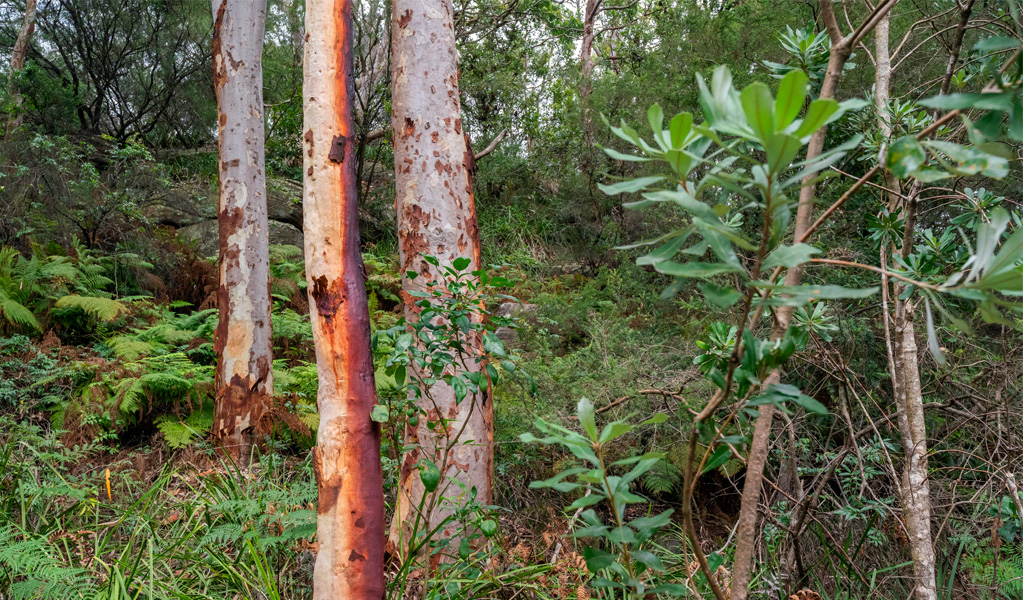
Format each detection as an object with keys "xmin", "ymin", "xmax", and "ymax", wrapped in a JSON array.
[
  {"xmin": 648, "ymin": 104, "xmax": 665, "ymax": 145},
  {"xmin": 974, "ymin": 36, "xmax": 1022, "ymax": 51},
  {"xmin": 655, "ymin": 261, "xmax": 743, "ymax": 279},
  {"xmin": 567, "ymin": 493, "xmax": 605, "ymax": 511},
  {"xmin": 480, "ymin": 519, "xmax": 498, "ymax": 537},
  {"xmin": 582, "ymin": 547, "xmax": 616, "ymax": 573},
  {"xmin": 765, "ymin": 133, "xmax": 801, "ymax": 174},
  {"xmin": 669, "ymin": 112, "xmax": 694, "ymax": 148},
  {"xmin": 919, "ymin": 91, "xmax": 1015, "ymax": 111},
  {"xmin": 763, "ymin": 243, "xmax": 820, "ymax": 270},
  {"xmin": 452, "ymin": 257, "xmax": 471, "ymax": 271},
  {"xmin": 887, "ymin": 136, "xmax": 926, "ymax": 178},
  {"xmin": 458, "ymin": 538, "xmax": 471, "ymax": 559},
  {"xmin": 740, "ymin": 81, "xmax": 775, "ymax": 141},
  {"xmin": 631, "ymin": 550, "xmax": 666, "ymax": 572},
  {"xmin": 701, "ymin": 446, "xmax": 731, "ymax": 474},
  {"xmin": 419, "ymin": 459, "xmax": 441, "ymax": 493},
  {"xmin": 755, "ymin": 283, "xmax": 879, "ymax": 306},
  {"xmin": 482, "ymin": 332, "xmax": 507, "ymax": 357},
  {"xmin": 698, "ymin": 282, "xmax": 742, "ymax": 308},
  {"xmin": 775, "ymin": 69, "xmax": 808, "ymax": 130},
  {"xmin": 370, "ymin": 404, "xmax": 389, "ymax": 423},
  {"xmin": 794, "ymin": 99, "xmax": 838, "ymax": 138},
  {"xmin": 602, "ymin": 146, "xmax": 651, "ymax": 162},
  {"xmin": 598, "ymin": 176, "xmax": 664, "ymax": 195},
  {"xmin": 578, "ymin": 397, "xmax": 598, "ymax": 441}
]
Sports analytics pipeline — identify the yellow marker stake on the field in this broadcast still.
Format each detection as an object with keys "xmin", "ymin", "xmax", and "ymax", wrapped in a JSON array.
[{"xmin": 105, "ymin": 468, "xmax": 112, "ymax": 501}]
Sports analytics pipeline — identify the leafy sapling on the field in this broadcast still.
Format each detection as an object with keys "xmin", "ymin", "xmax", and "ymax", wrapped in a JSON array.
[{"xmin": 522, "ymin": 398, "xmax": 690, "ymax": 598}]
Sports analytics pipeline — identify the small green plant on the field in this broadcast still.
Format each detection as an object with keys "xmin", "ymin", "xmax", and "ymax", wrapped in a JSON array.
[{"xmin": 522, "ymin": 398, "xmax": 688, "ymax": 598}]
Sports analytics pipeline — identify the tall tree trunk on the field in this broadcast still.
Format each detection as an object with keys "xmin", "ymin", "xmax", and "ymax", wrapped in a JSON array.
[
  {"xmin": 303, "ymin": 0, "xmax": 386, "ymax": 595},
  {"xmin": 728, "ymin": 2, "xmax": 897, "ymax": 597},
  {"xmin": 875, "ymin": 14, "xmax": 938, "ymax": 598},
  {"xmin": 211, "ymin": 0, "xmax": 273, "ymax": 465},
  {"xmin": 580, "ymin": 0, "xmax": 598, "ymax": 146},
  {"xmin": 6, "ymin": 0, "xmax": 37, "ymax": 134},
  {"xmin": 387, "ymin": 0, "xmax": 492, "ymax": 560}
]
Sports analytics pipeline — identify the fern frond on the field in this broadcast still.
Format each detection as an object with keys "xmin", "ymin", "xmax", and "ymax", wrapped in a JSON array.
[
  {"xmin": 54, "ymin": 295, "xmax": 127, "ymax": 321},
  {"xmin": 0, "ymin": 292, "xmax": 41, "ymax": 331},
  {"xmin": 106, "ymin": 336, "xmax": 158, "ymax": 360}
]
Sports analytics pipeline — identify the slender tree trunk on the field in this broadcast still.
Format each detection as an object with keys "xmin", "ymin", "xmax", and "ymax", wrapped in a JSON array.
[
  {"xmin": 387, "ymin": 0, "xmax": 492, "ymax": 560},
  {"xmin": 876, "ymin": 13, "xmax": 938, "ymax": 598},
  {"xmin": 728, "ymin": 3, "xmax": 897, "ymax": 597},
  {"xmin": 6, "ymin": 0, "xmax": 37, "ymax": 134},
  {"xmin": 303, "ymin": 0, "xmax": 386, "ymax": 595},
  {"xmin": 211, "ymin": 0, "xmax": 273, "ymax": 465},
  {"xmin": 940, "ymin": 0, "xmax": 975, "ymax": 96},
  {"xmin": 894, "ymin": 300, "xmax": 937, "ymax": 600},
  {"xmin": 580, "ymin": 0, "xmax": 599, "ymax": 146}
]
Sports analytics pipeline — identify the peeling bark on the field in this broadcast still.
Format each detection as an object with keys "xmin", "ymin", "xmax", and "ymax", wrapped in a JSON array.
[
  {"xmin": 388, "ymin": 0, "xmax": 492, "ymax": 559},
  {"xmin": 303, "ymin": 0, "xmax": 386, "ymax": 596},
  {"xmin": 211, "ymin": 0, "xmax": 273, "ymax": 465},
  {"xmin": 6, "ymin": 0, "xmax": 37, "ymax": 134}
]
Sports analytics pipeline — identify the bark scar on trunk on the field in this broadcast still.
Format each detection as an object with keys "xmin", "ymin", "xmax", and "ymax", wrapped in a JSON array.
[
  {"xmin": 397, "ymin": 9, "xmax": 412, "ymax": 28},
  {"xmin": 328, "ymin": 134, "xmax": 348, "ymax": 163}
]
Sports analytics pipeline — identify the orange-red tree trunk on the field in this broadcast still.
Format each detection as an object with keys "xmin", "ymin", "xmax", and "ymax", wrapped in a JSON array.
[
  {"xmin": 303, "ymin": 0, "xmax": 385, "ymax": 596},
  {"xmin": 387, "ymin": 0, "xmax": 492, "ymax": 557},
  {"xmin": 211, "ymin": 0, "xmax": 273, "ymax": 464}
]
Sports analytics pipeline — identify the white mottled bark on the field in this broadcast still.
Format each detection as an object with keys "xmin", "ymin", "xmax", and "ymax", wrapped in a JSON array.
[
  {"xmin": 6, "ymin": 0, "xmax": 37, "ymax": 133},
  {"xmin": 388, "ymin": 0, "xmax": 492, "ymax": 560},
  {"xmin": 211, "ymin": 0, "xmax": 273, "ymax": 464}
]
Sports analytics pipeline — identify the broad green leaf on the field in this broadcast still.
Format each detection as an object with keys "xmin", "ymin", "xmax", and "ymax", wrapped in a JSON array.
[
  {"xmin": 740, "ymin": 81, "xmax": 775, "ymax": 141},
  {"xmin": 888, "ymin": 136, "xmax": 926, "ymax": 178},
  {"xmin": 655, "ymin": 261, "xmax": 743, "ymax": 279},
  {"xmin": 775, "ymin": 69, "xmax": 808, "ymax": 130},
  {"xmin": 419, "ymin": 459, "xmax": 441, "ymax": 493},
  {"xmin": 582, "ymin": 547, "xmax": 616, "ymax": 573},
  {"xmin": 763, "ymin": 243, "xmax": 820, "ymax": 269},
  {"xmin": 974, "ymin": 36, "xmax": 1022, "ymax": 52},
  {"xmin": 598, "ymin": 176, "xmax": 665, "ymax": 195},
  {"xmin": 648, "ymin": 104, "xmax": 665, "ymax": 148},
  {"xmin": 765, "ymin": 133, "xmax": 801, "ymax": 175},
  {"xmin": 669, "ymin": 112, "xmax": 694, "ymax": 148},
  {"xmin": 482, "ymin": 332, "xmax": 507, "ymax": 357},
  {"xmin": 452, "ymin": 257, "xmax": 471, "ymax": 271},
  {"xmin": 755, "ymin": 283, "xmax": 879, "ymax": 306},
  {"xmin": 698, "ymin": 282, "xmax": 742, "ymax": 308},
  {"xmin": 631, "ymin": 550, "xmax": 666, "ymax": 572},
  {"xmin": 794, "ymin": 99, "xmax": 838, "ymax": 139},
  {"xmin": 602, "ymin": 146, "xmax": 651, "ymax": 162},
  {"xmin": 701, "ymin": 446, "xmax": 731, "ymax": 474},
  {"xmin": 919, "ymin": 91, "xmax": 1015, "ymax": 111},
  {"xmin": 578, "ymin": 397, "xmax": 598, "ymax": 441},
  {"xmin": 370, "ymin": 404, "xmax": 389, "ymax": 423}
]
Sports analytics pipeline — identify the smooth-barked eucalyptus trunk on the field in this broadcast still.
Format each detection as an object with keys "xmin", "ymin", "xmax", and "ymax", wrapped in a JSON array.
[
  {"xmin": 387, "ymin": 0, "xmax": 492, "ymax": 560},
  {"xmin": 303, "ymin": 0, "xmax": 386, "ymax": 596},
  {"xmin": 211, "ymin": 0, "xmax": 273, "ymax": 465},
  {"xmin": 6, "ymin": 0, "xmax": 37, "ymax": 134}
]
